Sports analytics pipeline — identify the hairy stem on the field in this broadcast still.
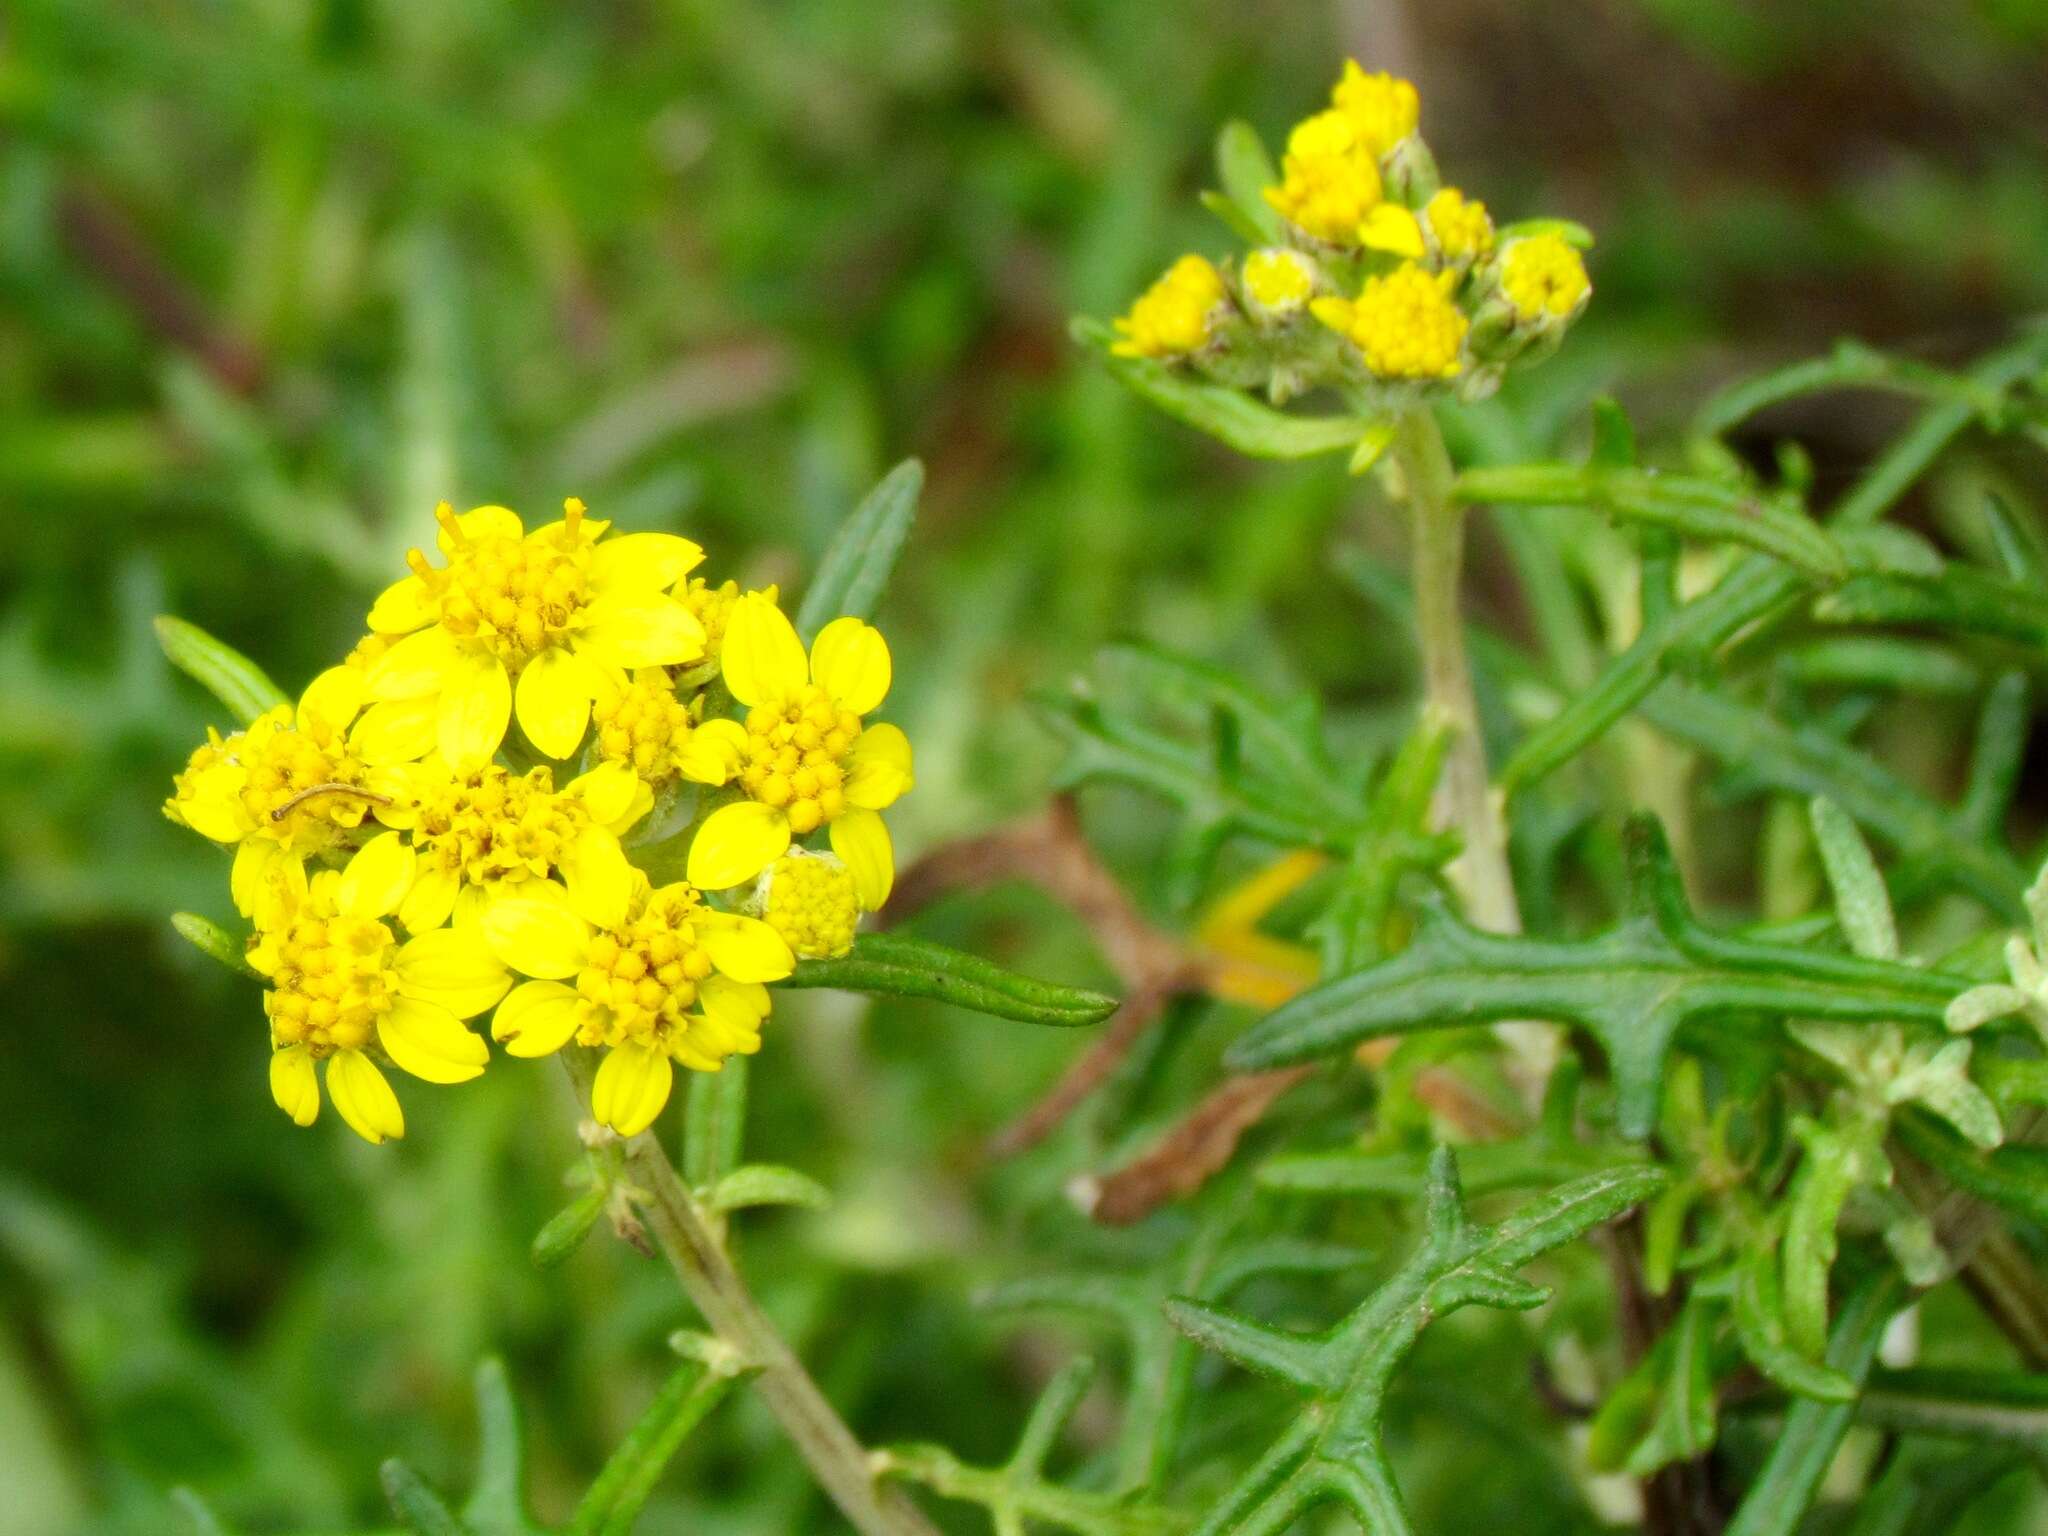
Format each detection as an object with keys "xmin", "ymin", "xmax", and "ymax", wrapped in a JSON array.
[
  {"xmin": 560, "ymin": 1054, "xmax": 939, "ymax": 1536},
  {"xmin": 1393, "ymin": 407, "xmax": 1554, "ymax": 1103}
]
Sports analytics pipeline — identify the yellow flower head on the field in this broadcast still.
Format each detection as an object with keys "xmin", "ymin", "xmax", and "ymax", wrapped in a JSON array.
[
  {"xmin": 363, "ymin": 499, "xmax": 708, "ymax": 770},
  {"xmin": 487, "ymin": 878, "xmax": 794, "ymax": 1136},
  {"xmin": 590, "ymin": 667, "xmax": 748, "ymax": 792},
  {"xmin": 1111, "ymin": 254, "xmax": 1228, "ymax": 359},
  {"xmin": 381, "ymin": 756, "xmax": 650, "ymax": 936},
  {"xmin": 687, "ymin": 595, "xmax": 913, "ymax": 907},
  {"xmin": 1264, "ymin": 110, "xmax": 1384, "ymax": 244},
  {"xmin": 679, "ymin": 576, "xmax": 746, "ymax": 667},
  {"xmin": 1500, "ymin": 233, "xmax": 1591, "ymax": 323},
  {"xmin": 759, "ymin": 851, "xmax": 862, "ymax": 960},
  {"xmin": 1331, "ymin": 62, "xmax": 1420, "ymax": 157},
  {"xmin": 1312, "ymin": 264, "xmax": 1468, "ymax": 380},
  {"xmin": 1241, "ymin": 249, "xmax": 1317, "ymax": 318},
  {"xmin": 165, "ymin": 669, "xmax": 404, "ymax": 922},
  {"xmin": 253, "ymin": 834, "xmax": 510, "ymax": 1143},
  {"xmin": 1423, "ymin": 188, "xmax": 1495, "ymax": 264}
]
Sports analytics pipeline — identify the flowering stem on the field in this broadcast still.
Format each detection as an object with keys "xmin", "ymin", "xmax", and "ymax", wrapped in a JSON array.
[
  {"xmin": 1391, "ymin": 406, "xmax": 1555, "ymax": 1105},
  {"xmin": 559, "ymin": 1053, "xmax": 940, "ymax": 1536}
]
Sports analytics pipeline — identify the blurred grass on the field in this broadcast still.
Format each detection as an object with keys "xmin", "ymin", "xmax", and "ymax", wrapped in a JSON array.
[{"xmin": 3, "ymin": 1, "xmax": 2047, "ymax": 1531}]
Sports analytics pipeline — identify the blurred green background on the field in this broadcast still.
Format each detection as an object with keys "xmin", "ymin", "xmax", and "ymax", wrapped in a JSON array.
[{"xmin": 4, "ymin": 2, "xmax": 2048, "ymax": 1532}]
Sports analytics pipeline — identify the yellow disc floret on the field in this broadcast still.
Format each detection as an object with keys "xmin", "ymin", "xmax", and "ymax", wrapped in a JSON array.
[
  {"xmin": 740, "ymin": 684, "xmax": 857, "ymax": 838},
  {"xmin": 1500, "ymin": 234, "xmax": 1591, "ymax": 322},
  {"xmin": 574, "ymin": 886, "xmax": 723, "ymax": 1055},
  {"xmin": 259, "ymin": 884, "xmax": 399, "ymax": 1062},
  {"xmin": 1312, "ymin": 264, "xmax": 1468, "ymax": 380},
  {"xmin": 1331, "ymin": 62, "xmax": 1420, "ymax": 156},
  {"xmin": 1424, "ymin": 188, "xmax": 1495, "ymax": 263},
  {"xmin": 1242, "ymin": 249, "xmax": 1316, "ymax": 317},
  {"xmin": 761, "ymin": 853, "xmax": 861, "ymax": 959},
  {"xmin": 594, "ymin": 669, "xmax": 701, "ymax": 783},
  {"xmin": 1264, "ymin": 110, "xmax": 1384, "ymax": 244},
  {"xmin": 1111, "ymin": 255, "xmax": 1228, "ymax": 359},
  {"xmin": 680, "ymin": 576, "xmax": 745, "ymax": 666},
  {"xmin": 420, "ymin": 501, "xmax": 593, "ymax": 671}
]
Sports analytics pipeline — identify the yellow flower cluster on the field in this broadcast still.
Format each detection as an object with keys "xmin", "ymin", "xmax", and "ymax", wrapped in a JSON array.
[
  {"xmin": 1107, "ymin": 60, "xmax": 1589, "ymax": 397},
  {"xmin": 166, "ymin": 498, "xmax": 915, "ymax": 1143}
]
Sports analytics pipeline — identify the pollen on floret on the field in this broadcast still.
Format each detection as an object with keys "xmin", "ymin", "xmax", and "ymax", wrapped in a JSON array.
[
  {"xmin": 413, "ymin": 763, "xmax": 586, "ymax": 889},
  {"xmin": 1424, "ymin": 187, "xmax": 1495, "ymax": 264},
  {"xmin": 413, "ymin": 505, "xmax": 594, "ymax": 671},
  {"xmin": 1263, "ymin": 110, "xmax": 1384, "ymax": 244},
  {"xmin": 740, "ymin": 685, "xmax": 858, "ymax": 834},
  {"xmin": 1313, "ymin": 263, "xmax": 1468, "ymax": 380},
  {"xmin": 1331, "ymin": 62, "xmax": 1420, "ymax": 157},
  {"xmin": 1111, "ymin": 255, "xmax": 1229, "ymax": 359},
  {"xmin": 1241, "ymin": 249, "xmax": 1316, "ymax": 317},
  {"xmin": 760, "ymin": 853, "xmax": 860, "ymax": 959},
  {"xmin": 1500, "ymin": 233, "xmax": 1591, "ymax": 322}
]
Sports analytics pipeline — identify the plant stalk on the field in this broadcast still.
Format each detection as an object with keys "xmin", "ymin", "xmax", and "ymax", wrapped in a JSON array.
[
  {"xmin": 1392, "ymin": 407, "xmax": 1555, "ymax": 1103},
  {"xmin": 560, "ymin": 1054, "xmax": 939, "ymax": 1536}
]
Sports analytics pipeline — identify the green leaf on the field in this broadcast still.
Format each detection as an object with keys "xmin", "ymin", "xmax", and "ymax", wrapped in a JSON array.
[
  {"xmin": 1729, "ymin": 1248, "xmax": 1857, "ymax": 1403},
  {"xmin": 1455, "ymin": 462, "xmax": 1848, "ymax": 581},
  {"xmin": 1694, "ymin": 338, "xmax": 2013, "ymax": 439},
  {"xmin": 530, "ymin": 1187, "xmax": 607, "ymax": 1269},
  {"xmin": 1808, "ymin": 798, "xmax": 1898, "ymax": 960},
  {"xmin": 1724, "ymin": 1270, "xmax": 1904, "ymax": 1536},
  {"xmin": 794, "ymin": 458, "xmax": 921, "ymax": 640},
  {"xmin": 1588, "ymin": 1299, "xmax": 1720, "ymax": 1475},
  {"xmin": 568, "ymin": 1359, "xmax": 747, "ymax": 1536},
  {"xmin": 1213, "ymin": 120, "xmax": 1282, "ymax": 243},
  {"xmin": 463, "ymin": 1360, "xmax": 541, "ymax": 1536},
  {"xmin": 381, "ymin": 1460, "xmax": 474, "ymax": 1536},
  {"xmin": 1075, "ymin": 318, "xmax": 1380, "ymax": 460},
  {"xmin": 1230, "ymin": 817, "xmax": 1965, "ymax": 1137},
  {"xmin": 154, "ymin": 614, "xmax": 288, "ymax": 725},
  {"xmin": 704, "ymin": 1163, "xmax": 830, "ymax": 1213},
  {"xmin": 1859, "ymin": 1368, "xmax": 2048, "ymax": 1467},
  {"xmin": 780, "ymin": 933, "xmax": 1118, "ymax": 1026},
  {"xmin": 1895, "ymin": 1113, "xmax": 2048, "ymax": 1226},
  {"xmin": 1171, "ymin": 1150, "xmax": 1662, "ymax": 1535},
  {"xmin": 171, "ymin": 912, "xmax": 261, "ymax": 979}
]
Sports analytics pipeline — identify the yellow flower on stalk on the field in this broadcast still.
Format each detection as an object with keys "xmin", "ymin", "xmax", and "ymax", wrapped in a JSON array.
[
  {"xmin": 1330, "ymin": 62, "xmax": 1420, "ymax": 156},
  {"xmin": 1241, "ymin": 249, "xmax": 1317, "ymax": 318},
  {"xmin": 1111, "ymin": 255, "xmax": 1229, "ymax": 359},
  {"xmin": 486, "ymin": 878, "xmax": 794, "ymax": 1136},
  {"xmin": 590, "ymin": 667, "xmax": 749, "ymax": 790},
  {"xmin": 1312, "ymin": 263, "xmax": 1468, "ymax": 380},
  {"xmin": 1500, "ymin": 233, "xmax": 1591, "ymax": 322},
  {"xmin": 1423, "ymin": 188, "xmax": 1495, "ymax": 264},
  {"xmin": 1264, "ymin": 110, "xmax": 1385, "ymax": 244},
  {"xmin": 253, "ymin": 834, "xmax": 510, "ymax": 1144},
  {"xmin": 758, "ymin": 851, "xmax": 863, "ymax": 960},
  {"xmin": 360, "ymin": 499, "xmax": 707, "ymax": 770},
  {"xmin": 380, "ymin": 757, "xmax": 651, "ymax": 936},
  {"xmin": 165, "ymin": 667, "xmax": 404, "ymax": 923},
  {"xmin": 686, "ymin": 595, "xmax": 913, "ymax": 907}
]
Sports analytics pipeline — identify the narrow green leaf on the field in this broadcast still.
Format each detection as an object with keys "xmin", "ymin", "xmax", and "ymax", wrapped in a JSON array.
[
  {"xmin": 704, "ymin": 1163, "xmax": 830, "ymax": 1213},
  {"xmin": 154, "ymin": 615, "xmax": 288, "ymax": 725},
  {"xmin": 1859, "ymin": 1368, "xmax": 2048, "ymax": 1461},
  {"xmin": 1808, "ymin": 798, "xmax": 1898, "ymax": 960},
  {"xmin": 1724, "ymin": 1270, "xmax": 1903, "ymax": 1536},
  {"xmin": 1213, "ymin": 120, "xmax": 1282, "ymax": 243},
  {"xmin": 1075, "ymin": 318, "xmax": 1377, "ymax": 460},
  {"xmin": 794, "ymin": 458, "xmax": 921, "ymax": 639},
  {"xmin": 463, "ymin": 1360, "xmax": 541, "ymax": 1536},
  {"xmin": 381, "ymin": 1460, "xmax": 474, "ymax": 1536},
  {"xmin": 1161, "ymin": 1298, "xmax": 1337, "ymax": 1394},
  {"xmin": 781, "ymin": 933, "xmax": 1118, "ymax": 1027},
  {"xmin": 171, "ymin": 913, "xmax": 261, "ymax": 979},
  {"xmin": 682, "ymin": 1056, "xmax": 748, "ymax": 1187},
  {"xmin": 1730, "ymin": 1250, "xmax": 1857, "ymax": 1403},
  {"xmin": 530, "ymin": 1187, "xmax": 607, "ymax": 1269},
  {"xmin": 568, "ymin": 1361, "xmax": 744, "ymax": 1536},
  {"xmin": 1197, "ymin": 190, "xmax": 1269, "ymax": 246}
]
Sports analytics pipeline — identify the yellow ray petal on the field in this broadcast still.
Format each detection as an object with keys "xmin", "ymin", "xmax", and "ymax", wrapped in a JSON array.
[
  {"xmin": 829, "ymin": 808, "xmax": 895, "ymax": 909},
  {"xmin": 440, "ymin": 503, "xmax": 523, "ymax": 553},
  {"xmin": 481, "ymin": 881, "xmax": 591, "ymax": 978},
  {"xmin": 392, "ymin": 925, "xmax": 512, "ymax": 1017},
  {"xmin": 437, "ymin": 653, "xmax": 513, "ymax": 770},
  {"xmin": 564, "ymin": 759, "xmax": 640, "ymax": 827},
  {"xmin": 368, "ymin": 573, "xmax": 438, "ymax": 634},
  {"xmin": 700, "ymin": 913, "xmax": 796, "ymax": 984},
  {"xmin": 687, "ymin": 801, "xmax": 791, "ymax": 891},
  {"xmin": 514, "ymin": 646, "xmax": 596, "ymax": 760},
  {"xmin": 337, "ymin": 831, "xmax": 416, "ymax": 920},
  {"xmin": 560, "ymin": 824, "xmax": 634, "ymax": 930},
  {"xmin": 719, "ymin": 592, "xmax": 808, "ymax": 708},
  {"xmin": 491, "ymin": 978, "xmax": 585, "ymax": 1058},
  {"xmin": 326, "ymin": 1049, "xmax": 405, "ymax": 1143},
  {"xmin": 350, "ymin": 695, "xmax": 440, "ymax": 766},
  {"xmin": 591, "ymin": 1042, "xmax": 675, "ymax": 1137},
  {"xmin": 809, "ymin": 617, "xmax": 892, "ymax": 714},
  {"xmin": 297, "ymin": 665, "xmax": 366, "ymax": 738},
  {"xmin": 574, "ymin": 593, "xmax": 706, "ymax": 671},
  {"xmin": 366, "ymin": 624, "xmax": 465, "ymax": 700},
  {"xmin": 398, "ymin": 865, "xmax": 460, "ymax": 934},
  {"xmin": 589, "ymin": 532, "xmax": 705, "ymax": 593},
  {"xmin": 379, "ymin": 997, "xmax": 489, "ymax": 1084},
  {"xmin": 679, "ymin": 718, "xmax": 747, "ymax": 786},
  {"xmin": 269, "ymin": 1045, "xmax": 320, "ymax": 1126},
  {"xmin": 845, "ymin": 723, "xmax": 914, "ymax": 810}
]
